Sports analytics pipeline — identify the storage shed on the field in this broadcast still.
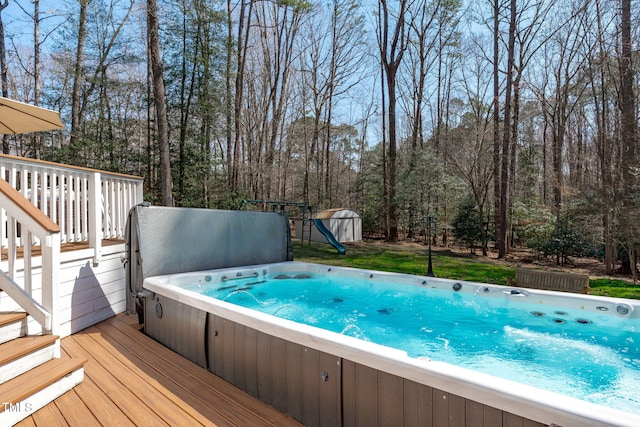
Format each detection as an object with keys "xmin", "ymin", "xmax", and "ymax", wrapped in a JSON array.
[{"xmin": 297, "ymin": 208, "xmax": 362, "ymax": 243}]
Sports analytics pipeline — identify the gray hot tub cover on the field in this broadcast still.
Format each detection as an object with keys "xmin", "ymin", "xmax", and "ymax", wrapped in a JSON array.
[{"xmin": 125, "ymin": 204, "xmax": 292, "ymax": 314}]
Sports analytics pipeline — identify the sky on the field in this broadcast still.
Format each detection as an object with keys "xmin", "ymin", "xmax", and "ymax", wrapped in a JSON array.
[{"xmin": 2, "ymin": 0, "xmax": 68, "ymax": 48}]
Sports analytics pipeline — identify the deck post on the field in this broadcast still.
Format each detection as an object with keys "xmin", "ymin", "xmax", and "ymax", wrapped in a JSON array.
[
  {"xmin": 41, "ymin": 231, "xmax": 61, "ymax": 357},
  {"xmin": 89, "ymin": 172, "xmax": 102, "ymax": 264},
  {"xmin": 135, "ymin": 180, "xmax": 144, "ymax": 206},
  {"xmin": 7, "ymin": 217, "xmax": 16, "ymax": 278}
]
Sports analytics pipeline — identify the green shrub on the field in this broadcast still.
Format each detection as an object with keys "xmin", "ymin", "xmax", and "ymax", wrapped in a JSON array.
[
  {"xmin": 451, "ymin": 198, "xmax": 487, "ymax": 252},
  {"xmin": 526, "ymin": 215, "xmax": 591, "ymax": 265}
]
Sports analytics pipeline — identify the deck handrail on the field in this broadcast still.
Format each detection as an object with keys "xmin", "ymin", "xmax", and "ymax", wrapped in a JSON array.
[
  {"xmin": 0, "ymin": 154, "xmax": 143, "ymax": 263},
  {"xmin": 0, "ymin": 153, "xmax": 142, "ymax": 181},
  {"xmin": 0, "ymin": 177, "xmax": 59, "ymax": 346}
]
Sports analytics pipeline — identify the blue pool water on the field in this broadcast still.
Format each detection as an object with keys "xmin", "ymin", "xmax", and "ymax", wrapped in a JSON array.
[{"xmin": 183, "ymin": 271, "xmax": 640, "ymax": 414}]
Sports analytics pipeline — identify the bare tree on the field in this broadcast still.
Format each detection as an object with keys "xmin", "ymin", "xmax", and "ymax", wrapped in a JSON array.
[
  {"xmin": 618, "ymin": 0, "xmax": 638, "ymax": 280},
  {"xmin": 22, "ymin": 0, "xmax": 43, "ymax": 158},
  {"xmin": 492, "ymin": 0, "xmax": 501, "ymax": 257},
  {"xmin": 77, "ymin": 0, "xmax": 134, "ymax": 137},
  {"xmin": 377, "ymin": 0, "xmax": 411, "ymax": 242},
  {"xmin": 496, "ymin": 0, "xmax": 516, "ymax": 258},
  {"xmin": 148, "ymin": 0, "xmax": 173, "ymax": 206},
  {"xmin": 507, "ymin": 0, "xmax": 556, "ymax": 249},
  {"xmin": 404, "ymin": 0, "xmax": 439, "ymax": 153},
  {"xmin": 322, "ymin": 0, "xmax": 366, "ymax": 205},
  {"xmin": 33, "ymin": 0, "xmax": 39, "ymax": 105},
  {"xmin": 298, "ymin": 0, "xmax": 365, "ymax": 206},
  {"xmin": 449, "ymin": 36, "xmax": 495, "ymax": 255},
  {"xmin": 397, "ymin": 0, "xmax": 460, "ymax": 240},
  {"xmin": 0, "ymin": 0, "xmax": 9, "ymax": 153},
  {"xmin": 586, "ymin": 0, "xmax": 618, "ymax": 275},
  {"xmin": 249, "ymin": 0, "xmax": 308, "ymax": 199},
  {"xmin": 619, "ymin": 0, "xmax": 636, "ymax": 184},
  {"xmin": 70, "ymin": 0, "xmax": 90, "ymax": 147},
  {"xmin": 532, "ymin": 4, "xmax": 590, "ymax": 218},
  {"xmin": 228, "ymin": 0, "xmax": 254, "ymax": 191}
]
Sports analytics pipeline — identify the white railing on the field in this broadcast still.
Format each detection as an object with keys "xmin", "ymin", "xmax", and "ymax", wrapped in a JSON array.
[
  {"xmin": 0, "ymin": 154, "xmax": 143, "ymax": 263},
  {"xmin": 0, "ymin": 177, "xmax": 60, "ymax": 352}
]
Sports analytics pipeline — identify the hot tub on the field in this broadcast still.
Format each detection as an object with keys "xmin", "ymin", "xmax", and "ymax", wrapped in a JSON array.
[{"xmin": 141, "ymin": 261, "xmax": 640, "ymax": 427}]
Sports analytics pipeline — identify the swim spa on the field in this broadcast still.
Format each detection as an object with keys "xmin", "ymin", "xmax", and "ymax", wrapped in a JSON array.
[
  {"xmin": 142, "ymin": 262, "xmax": 640, "ymax": 427},
  {"xmin": 126, "ymin": 206, "xmax": 640, "ymax": 427}
]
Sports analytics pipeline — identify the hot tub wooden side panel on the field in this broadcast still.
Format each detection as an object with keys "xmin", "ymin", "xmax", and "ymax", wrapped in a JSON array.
[
  {"xmin": 143, "ymin": 295, "xmax": 207, "ymax": 368},
  {"xmin": 205, "ymin": 313, "xmax": 545, "ymax": 427},
  {"xmin": 207, "ymin": 313, "xmax": 342, "ymax": 427},
  {"xmin": 341, "ymin": 358, "xmax": 545, "ymax": 427},
  {"xmin": 144, "ymin": 296, "xmax": 546, "ymax": 427}
]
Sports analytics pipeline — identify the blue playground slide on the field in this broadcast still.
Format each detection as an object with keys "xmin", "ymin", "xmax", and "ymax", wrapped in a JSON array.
[{"xmin": 312, "ymin": 219, "xmax": 346, "ymax": 255}]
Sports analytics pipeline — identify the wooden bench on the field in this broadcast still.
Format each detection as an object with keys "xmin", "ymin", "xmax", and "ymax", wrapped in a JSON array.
[{"xmin": 512, "ymin": 266, "xmax": 590, "ymax": 294}]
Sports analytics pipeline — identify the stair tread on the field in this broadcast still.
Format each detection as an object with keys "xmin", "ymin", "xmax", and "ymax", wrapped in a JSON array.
[
  {"xmin": 0, "ymin": 335, "xmax": 59, "ymax": 366},
  {"xmin": 0, "ymin": 357, "xmax": 86, "ymax": 413},
  {"xmin": 0, "ymin": 312, "xmax": 27, "ymax": 328}
]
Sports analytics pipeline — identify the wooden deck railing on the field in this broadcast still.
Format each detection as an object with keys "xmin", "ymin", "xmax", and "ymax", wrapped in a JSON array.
[
  {"xmin": 0, "ymin": 154, "xmax": 143, "ymax": 263},
  {"xmin": 0, "ymin": 177, "xmax": 60, "ymax": 353}
]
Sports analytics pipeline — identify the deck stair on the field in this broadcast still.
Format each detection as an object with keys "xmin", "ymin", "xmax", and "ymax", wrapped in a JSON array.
[
  {"xmin": 0, "ymin": 156, "xmax": 138, "ymax": 425},
  {"xmin": 0, "ymin": 312, "xmax": 86, "ymax": 426},
  {"xmin": 0, "ymin": 312, "xmax": 27, "ymax": 345}
]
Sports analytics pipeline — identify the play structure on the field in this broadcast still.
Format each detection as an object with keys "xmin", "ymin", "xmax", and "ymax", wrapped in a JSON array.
[
  {"xmin": 311, "ymin": 218, "xmax": 346, "ymax": 255},
  {"xmin": 297, "ymin": 208, "xmax": 363, "ymax": 255},
  {"xmin": 241, "ymin": 200, "xmax": 358, "ymax": 254}
]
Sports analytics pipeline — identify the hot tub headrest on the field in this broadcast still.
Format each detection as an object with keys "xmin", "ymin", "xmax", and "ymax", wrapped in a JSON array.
[{"xmin": 125, "ymin": 205, "xmax": 292, "ymax": 313}]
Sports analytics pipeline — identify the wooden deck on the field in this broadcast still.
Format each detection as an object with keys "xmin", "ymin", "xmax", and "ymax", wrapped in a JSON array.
[
  {"xmin": 1, "ymin": 239, "xmax": 124, "ymax": 260},
  {"xmin": 14, "ymin": 313, "xmax": 304, "ymax": 427}
]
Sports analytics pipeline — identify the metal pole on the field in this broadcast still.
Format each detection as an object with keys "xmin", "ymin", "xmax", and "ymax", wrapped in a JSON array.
[{"xmin": 427, "ymin": 216, "xmax": 435, "ymax": 277}]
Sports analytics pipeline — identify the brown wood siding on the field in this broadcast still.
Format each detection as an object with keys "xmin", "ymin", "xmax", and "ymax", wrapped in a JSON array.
[
  {"xmin": 318, "ymin": 352, "xmax": 342, "ymax": 426},
  {"xmin": 139, "ymin": 301, "xmax": 550, "ymax": 427},
  {"xmin": 285, "ymin": 340, "xmax": 303, "ymax": 420},
  {"xmin": 143, "ymin": 295, "xmax": 207, "ymax": 368},
  {"xmin": 207, "ymin": 314, "xmax": 342, "ymax": 427},
  {"xmin": 341, "ymin": 359, "xmax": 545, "ymax": 427}
]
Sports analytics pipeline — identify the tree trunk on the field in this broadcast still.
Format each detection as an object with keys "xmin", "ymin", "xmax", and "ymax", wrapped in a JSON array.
[
  {"xmin": 148, "ymin": 0, "xmax": 173, "ymax": 206},
  {"xmin": 32, "ymin": 0, "xmax": 41, "ymax": 158},
  {"xmin": 620, "ymin": 0, "xmax": 636, "ymax": 187},
  {"xmin": 508, "ymin": 75, "xmax": 520, "ymax": 249},
  {"xmin": 492, "ymin": 0, "xmax": 500, "ymax": 256},
  {"xmin": 619, "ymin": 0, "xmax": 638, "ymax": 281},
  {"xmin": 0, "ymin": 0, "xmax": 9, "ymax": 154},
  {"xmin": 378, "ymin": 0, "xmax": 408, "ymax": 242},
  {"xmin": 70, "ymin": 0, "xmax": 89, "ymax": 147},
  {"xmin": 380, "ymin": 56, "xmax": 388, "ymax": 238},
  {"xmin": 176, "ymin": 2, "xmax": 200, "ymax": 205},
  {"xmin": 592, "ymin": 0, "xmax": 614, "ymax": 275},
  {"xmin": 498, "ymin": 0, "xmax": 516, "ymax": 259},
  {"xmin": 387, "ymin": 67, "xmax": 398, "ymax": 241},
  {"xmin": 231, "ymin": 0, "xmax": 253, "ymax": 191},
  {"xmin": 225, "ymin": 0, "xmax": 233, "ymax": 189},
  {"xmin": 552, "ymin": 120, "xmax": 564, "ymax": 216}
]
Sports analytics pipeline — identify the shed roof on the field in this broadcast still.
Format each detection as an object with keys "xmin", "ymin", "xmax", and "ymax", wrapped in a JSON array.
[{"xmin": 315, "ymin": 208, "xmax": 360, "ymax": 219}]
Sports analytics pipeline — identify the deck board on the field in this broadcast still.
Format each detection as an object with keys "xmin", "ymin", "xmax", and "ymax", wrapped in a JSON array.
[
  {"xmin": 52, "ymin": 389, "xmax": 100, "ymax": 426},
  {"xmin": 30, "ymin": 402, "xmax": 68, "ymax": 426},
  {"xmin": 95, "ymin": 320, "xmax": 270, "ymax": 426},
  {"xmin": 1, "ymin": 238, "xmax": 123, "ymax": 260},
  {"xmin": 15, "ymin": 313, "xmax": 304, "ymax": 427}
]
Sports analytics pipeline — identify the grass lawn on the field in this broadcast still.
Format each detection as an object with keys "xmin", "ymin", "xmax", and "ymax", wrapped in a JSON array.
[{"xmin": 292, "ymin": 240, "xmax": 640, "ymax": 300}]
